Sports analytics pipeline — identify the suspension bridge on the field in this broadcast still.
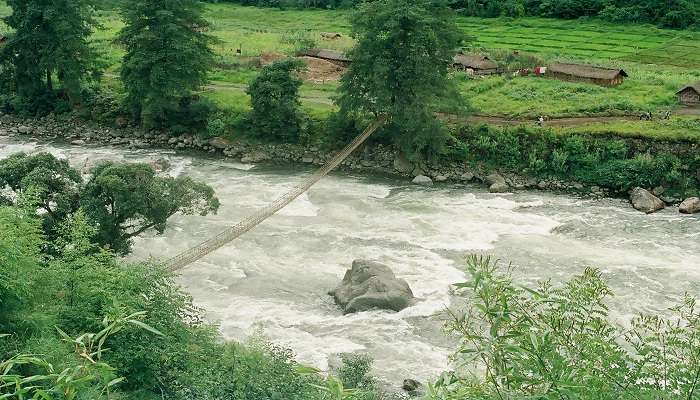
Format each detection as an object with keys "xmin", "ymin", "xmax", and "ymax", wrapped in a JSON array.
[{"xmin": 164, "ymin": 116, "xmax": 388, "ymax": 271}]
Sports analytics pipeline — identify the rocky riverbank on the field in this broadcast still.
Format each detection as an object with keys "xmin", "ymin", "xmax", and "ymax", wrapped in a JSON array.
[{"xmin": 0, "ymin": 113, "xmax": 698, "ymax": 214}]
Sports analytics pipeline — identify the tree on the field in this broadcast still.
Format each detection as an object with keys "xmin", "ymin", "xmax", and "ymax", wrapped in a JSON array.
[
  {"xmin": 0, "ymin": 153, "xmax": 219, "ymax": 255},
  {"xmin": 0, "ymin": 152, "xmax": 82, "ymax": 235},
  {"xmin": 336, "ymin": 0, "xmax": 462, "ymax": 159},
  {"xmin": 247, "ymin": 59, "xmax": 305, "ymax": 142},
  {"xmin": 1, "ymin": 0, "xmax": 100, "ymax": 113},
  {"xmin": 118, "ymin": 0, "xmax": 216, "ymax": 129},
  {"xmin": 81, "ymin": 162, "xmax": 220, "ymax": 254}
]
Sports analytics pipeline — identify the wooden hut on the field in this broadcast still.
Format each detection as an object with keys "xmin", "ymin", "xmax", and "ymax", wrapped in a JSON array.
[
  {"xmin": 452, "ymin": 53, "xmax": 499, "ymax": 75},
  {"xmin": 547, "ymin": 63, "xmax": 628, "ymax": 86},
  {"xmin": 676, "ymin": 82, "xmax": 700, "ymax": 106},
  {"xmin": 297, "ymin": 49, "xmax": 351, "ymax": 67}
]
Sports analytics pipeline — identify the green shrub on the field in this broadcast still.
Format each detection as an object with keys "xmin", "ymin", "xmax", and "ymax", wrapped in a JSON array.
[
  {"xmin": 456, "ymin": 124, "xmax": 700, "ymax": 196},
  {"xmin": 246, "ymin": 59, "xmax": 305, "ymax": 142},
  {"xmin": 432, "ymin": 256, "xmax": 700, "ymax": 400}
]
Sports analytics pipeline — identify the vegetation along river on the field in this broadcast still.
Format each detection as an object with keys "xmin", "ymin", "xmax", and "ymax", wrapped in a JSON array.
[{"xmin": 1, "ymin": 136, "xmax": 699, "ymax": 385}]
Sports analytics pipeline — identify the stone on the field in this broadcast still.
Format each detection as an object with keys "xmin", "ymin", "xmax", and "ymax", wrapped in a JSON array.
[
  {"xmin": 302, "ymin": 156, "xmax": 314, "ymax": 164},
  {"xmin": 434, "ymin": 175, "xmax": 448, "ymax": 182},
  {"xmin": 168, "ymin": 137, "xmax": 179, "ymax": 145},
  {"xmin": 329, "ymin": 260, "xmax": 414, "ymax": 314},
  {"xmin": 70, "ymin": 139, "xmax": 85, "ymax": 146},
  {"xmin": 679, "ymin": 197, "xmax": 700, "ymax": 214},
  {"xmin": 485, "ymin": 172, "xmax": 505, "ymax": 186},
  {"xmin": 17, "ymin": 126, "xmax": 32, "ymax": 134},
  {"xmin": 486, "ymin": 172, "xmax": 509, "ymax": 193},
  {"xmin": 209, "ymin": 137, "xmax": 232, "ymax": 150},
  {"xmin": 360, "ymin": 159, "xmax": 374, "ymax": 167},
  {"xmin": 393, "ymin": 153, "xmax": 413, "ymax": 174},
  {"xmin": 652, "ymin": 186, "xmax": 665, "ymax": 196},
  {"xmin": 403, "ymin": 379, "xmax": 424, "ymax": 396},
  {"xmin": 460, "ymin": 172, "xmax": 474, "ymax": 182},
  {"xmin": 115, "ymin": 116, "xmax": 129, "ymax": 129},
  {"xmin": 151, "ymin": 158, "xmax": 171, "ymax": 173},
  {"xmin": 489, "ymin": 182, "xmax": 509, "ymax": 193},
  {"xmin": 630, "ymin": 187, "xmax": 665, "ymax": 214},
  {"xmin": 241, "ymin": 151, "xmax": 269, "ymax": 163},
  {"xmin": 412, "ymin": 175, "xmax": 433, "ymax": 187}
]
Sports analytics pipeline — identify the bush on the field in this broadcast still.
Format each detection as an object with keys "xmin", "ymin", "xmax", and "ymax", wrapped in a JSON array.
[
  {"xmin": 455, "ymin": 124, "xmax": 700, "ymax": 196},
  {"xmin": 246, "ymin": 59, "xmax": 305, "ymax": 142},
  {"xmin": 433, "ymin": 255, "xmax": 700, "ymax": 399}
]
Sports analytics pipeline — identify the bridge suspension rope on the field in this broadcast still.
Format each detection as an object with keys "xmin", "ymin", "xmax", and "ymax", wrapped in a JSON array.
[{"xmin": 165, "ymin": 115, "xmax": 388, "ymax": 271}]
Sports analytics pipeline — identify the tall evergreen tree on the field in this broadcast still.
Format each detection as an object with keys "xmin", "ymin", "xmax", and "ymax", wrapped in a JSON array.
[
  {"xmin": 336, "ymin": 0, "xmax": 462, "ymax": 159},
  {"xmin": 118, "ymin": 0, "xmax": 215, "ymax": 129},
  {"xmin": 1, "ymin": 0, "xmax": 100, "ymax": 112}
]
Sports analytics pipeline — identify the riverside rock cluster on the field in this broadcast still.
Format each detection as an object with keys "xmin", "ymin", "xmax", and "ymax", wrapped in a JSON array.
[{"xmin": 0, "ymin": 113, "xmax": 698, "ymax": 215}]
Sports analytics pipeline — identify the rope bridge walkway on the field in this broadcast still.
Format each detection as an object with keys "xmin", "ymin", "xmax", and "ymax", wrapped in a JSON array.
[{"xmin": 165, "ymin": 116, "xmax": 388, "ymax": 271}]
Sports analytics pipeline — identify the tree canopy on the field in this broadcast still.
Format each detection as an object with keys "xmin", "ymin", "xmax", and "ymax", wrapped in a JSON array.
[
  {"xmin": 246, "ymin": 59, "xmax": 305, "ymax": 142},
  {"xmin": 118, "ymin": 0, "xmax": 216, "ymax": 128},
  {"xmin": 0, "ymin": 0, "xmax": 101, "ymax": 114},
  {"xmin": 0, "ymin": 153, "xmax": 219, "ymax": 254},
  {"xmin": 337, "ymin": 0, "xmax": 462, "ymax": 159}
]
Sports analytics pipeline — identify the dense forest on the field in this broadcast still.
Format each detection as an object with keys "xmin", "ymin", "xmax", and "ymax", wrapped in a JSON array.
[{"xmin": 211, "ymin": 0, "xmax": 699, "ymax": 29}]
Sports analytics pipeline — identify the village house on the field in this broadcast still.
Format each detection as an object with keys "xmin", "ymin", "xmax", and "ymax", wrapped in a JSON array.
[
  {"xmin": 452, "ymin": 53, "xmax": 499, "ymax": 75},
  {"xmin": 547, "ymin": 63, "xmax": 628, "ymax": 86},
  {"xmin": 676, "ymin": 81, "xmax": 700, "ymax": 106},
  {"xmin": 297, "ymin": 49, "xmax": 351, "ymax": 67}
]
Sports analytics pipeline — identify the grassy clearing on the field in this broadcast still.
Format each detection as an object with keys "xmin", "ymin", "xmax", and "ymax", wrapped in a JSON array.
[
  {"xmin": 458, "ymin": 65, "xmax": 700, "ymax": 118},
  {"xmin": 553, "ymin": 117, "xmax": 700, "ymax": 142}
]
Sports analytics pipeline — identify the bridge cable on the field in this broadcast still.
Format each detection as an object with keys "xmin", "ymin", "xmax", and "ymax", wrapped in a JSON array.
[{"xmin": 165, "ymin": 115, "xmax": 388, "ymax": 271}]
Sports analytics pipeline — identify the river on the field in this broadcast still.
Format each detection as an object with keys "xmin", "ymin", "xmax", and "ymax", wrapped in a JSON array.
[{"xmin": 1, "ymin": 136, "xmax": 698, "ymax": 386}]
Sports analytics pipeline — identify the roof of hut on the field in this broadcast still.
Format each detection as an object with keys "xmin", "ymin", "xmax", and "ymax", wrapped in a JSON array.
[
  {"xmin": 677, "ymin": 81, "xmax": 700, "ymax": 94},
  {"xmin": 453, "ymin": 53, "xmax": 498, "ymax": 70},
  {"xmin": 548, "ymin": 63, "xmax": 628, "ymax": 80},
  {"xmin": 297, "ymin": 48, "xmax": 351, "ymax": 63}
]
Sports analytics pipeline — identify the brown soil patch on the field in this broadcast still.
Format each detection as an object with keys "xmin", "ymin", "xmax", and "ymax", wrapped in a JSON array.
[
  {"xmin": 259, "ymin": 52, "xmax": 286, "ymax": 66},
  {"xmin": 298, "ymin": 56, "xmax": 346, "ymax": 83}
]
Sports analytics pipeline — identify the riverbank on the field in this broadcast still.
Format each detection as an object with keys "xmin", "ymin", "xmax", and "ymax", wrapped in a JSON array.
[{"xmin": 1, "ymin": 113, "xmax": 698, "ymax": 213}]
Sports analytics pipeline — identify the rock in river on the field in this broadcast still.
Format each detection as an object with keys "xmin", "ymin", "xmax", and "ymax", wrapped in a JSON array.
[
  {"xmin": 630, "ymin": 187, "xmax": 665, "ymax": 214},
  {"xmin": 679, "ymin": 197, "xmax": 700, "ymax": 214},
  {"xmin": 329, "ymin": 260, "xmax": 414, "ymax": 314}
]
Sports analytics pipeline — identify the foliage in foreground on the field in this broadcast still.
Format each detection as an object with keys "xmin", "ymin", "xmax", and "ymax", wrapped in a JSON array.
[
  {"xmin": 432, "ymin": 255, "xmax": 700, "ymax": 399},
  {"xmin": 0, "ymin": 202, "xmax": 388, "ymax": 399}
]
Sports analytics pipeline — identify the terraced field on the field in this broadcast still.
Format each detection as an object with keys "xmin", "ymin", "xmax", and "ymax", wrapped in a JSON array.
[{"xmin": 458, "ymin": 17, "xmax": 700, "ymax": 67}]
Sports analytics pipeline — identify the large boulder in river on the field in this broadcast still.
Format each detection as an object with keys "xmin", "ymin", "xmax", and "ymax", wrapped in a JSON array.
[
  {"xmin": 630, "ymin": 187, "xmax": 665, "ymax": 214},
  {"xmin": 679, "ymin": 197, "xmax": 700, "ymax": 214},
  {"xmin": 330, "ymin": 260, "xmax": 414, "ymax": 314}
]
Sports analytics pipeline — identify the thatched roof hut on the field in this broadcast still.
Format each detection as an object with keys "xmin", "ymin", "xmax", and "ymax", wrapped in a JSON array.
[
  {"xmin": 677, "ymin": 81, "xmax": 700, "ymax": 106},
  {"xmin": 452, "ymin": 53, "xmax": 499, "ymax": 75},
  {"xmin": 297, "ymin": 49, "xmax": 351, "ymax": 66},
  {"xmin": 547, "ymin": 63, "xmax": 628, "ymax": 86}
]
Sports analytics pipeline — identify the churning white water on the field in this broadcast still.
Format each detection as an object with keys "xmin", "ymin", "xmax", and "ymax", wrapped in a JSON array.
[{"xmin": 1, "ymin": 136, "xmax": 698, "ymax": 386}]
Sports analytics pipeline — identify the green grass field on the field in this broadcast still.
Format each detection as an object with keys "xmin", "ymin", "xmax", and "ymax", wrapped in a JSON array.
[
  {"xmin": 458, "ymin": 17, "xmax": 700, "ymax": 68},
  {"xmin": 1, "ymin": 2, "xmax": 699, "ymax": 123}
]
